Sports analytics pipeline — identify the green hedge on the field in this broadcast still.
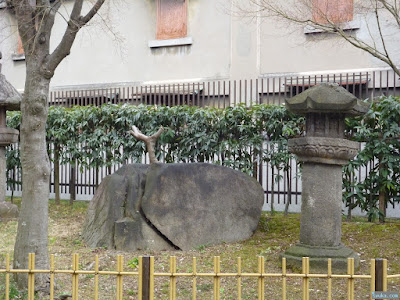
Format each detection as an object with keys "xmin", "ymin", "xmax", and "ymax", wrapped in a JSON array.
[
  {"xmin": 6, "ymin": 96, "xmax": 400, "ymax": 220},
  {"xmin": 344, "ymin": 95, "xmax": 400, "ymax": 221}
]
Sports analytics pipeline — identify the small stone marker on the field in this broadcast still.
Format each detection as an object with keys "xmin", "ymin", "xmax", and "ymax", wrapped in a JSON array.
[{"xmin": 281, "ymin": 83, "xmax": 369, "ymax": 272}]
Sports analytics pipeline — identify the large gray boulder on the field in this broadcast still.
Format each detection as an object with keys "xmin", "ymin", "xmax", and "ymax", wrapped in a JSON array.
[{"xmin": 82, "ymin": 163, "xmax": 264, "ymax": 251}]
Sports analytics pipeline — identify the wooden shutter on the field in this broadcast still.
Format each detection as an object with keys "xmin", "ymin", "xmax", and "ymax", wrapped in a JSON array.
[
  {"xmin": 156, "ymin": 0, "xmax": 187, "ymax": 40},
  {"xmin": 17, "ymin": 34, "xmax": 24, "ymax": 55},
  {"xmin": 312, "ymin": 0, "xmax": 353, "ymax": 24}
]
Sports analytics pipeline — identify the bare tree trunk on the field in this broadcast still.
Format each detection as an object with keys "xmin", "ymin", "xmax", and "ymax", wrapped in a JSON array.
[
  {"xmin": 54, "ymin": 145, "xmax": 60, "ymax": 205},
  {"xmin": 252, "ymin": 151, "xmax": 258, "ymax": 179},
  {"xmin": 284, "ymin": 166, "xmax": 291, "ymax": 216},
  {"xmin": 69, "ymin": 163, "xmax": 76, "ymax": 205},
  {"xmin": 11, "ymin": 169, "xmax": 15, "ymax": 203},
  {"xmin": 271, "ymin": 168, "xmax": 275, "ymax": 214},
  {"xmin": 8, "ymin": 0, "xmax": 107, "ymax": 293},
  {"xmin": 378, "ymin": 159, "xmax": 386, "ymax": 223},
  {"xmin": 14, "ymin": 71, "xmax": 51, "ymax": 291}
]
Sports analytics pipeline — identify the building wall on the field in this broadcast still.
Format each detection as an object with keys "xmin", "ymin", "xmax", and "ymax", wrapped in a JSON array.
[
  {"xmin": 0, "ymin": 0, "xmax": 399, "ymax": 91},
  {"xmin": 257, "ymin": 0, "xmax": 399, "ymax": 76}
]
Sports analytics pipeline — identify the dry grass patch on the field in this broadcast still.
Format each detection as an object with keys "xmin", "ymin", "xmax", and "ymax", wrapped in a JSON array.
[{"xmin": 0, "ymin": 198, "xmax": 399, "ymax": 299}]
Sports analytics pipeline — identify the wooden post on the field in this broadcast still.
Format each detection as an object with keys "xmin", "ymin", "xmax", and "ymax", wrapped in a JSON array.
[
  {"xmin": 141, "ymin": 256, "xmax": 151, "ymax": 300},
  {"xmin": 375, "ymin": 259, "xmax": 387, "ymax": 292}
]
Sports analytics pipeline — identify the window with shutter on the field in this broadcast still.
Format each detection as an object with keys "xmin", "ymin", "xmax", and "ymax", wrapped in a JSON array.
[
  {"xmin": 156, "ymin": 0, "xmax": 187, "ymax": 40},
  {"xmin": 312, "ymin": 0, "xmax": 353, "ymax": 24}
]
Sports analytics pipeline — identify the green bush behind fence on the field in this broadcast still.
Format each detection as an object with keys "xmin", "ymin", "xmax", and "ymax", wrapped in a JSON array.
[{"xmin": 5, "ymin": 96, "xmax": 400, "ymax": 220}]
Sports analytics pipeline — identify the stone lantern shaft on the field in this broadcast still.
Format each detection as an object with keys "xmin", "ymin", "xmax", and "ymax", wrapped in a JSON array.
[{"xmin": 281, "ymin": 83, "xmax": 369, "ymax": 272}]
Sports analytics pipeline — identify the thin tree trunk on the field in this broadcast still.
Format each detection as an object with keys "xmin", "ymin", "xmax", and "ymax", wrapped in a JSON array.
[
  {"xmin": 378, "ymin": 160, "xmax": 386, "ymax": 223},
  {"xmin": 271, "ymin": 168, "xmax": 275, "ymax": 214},
  {"xmin": 14, "ymin": 73, "xmax": 51, "ymax": 291},
  {"xmin": 252, "ymin": 151, "xmax": 258, "ymax": 179},
  {"xmin": 54, "ymin": 145, "xmax": 60, "ymax": 205},
  {"xmin": 69, "ymin": 163, "xmax": 76, "ymax": 205},
  {"xmin": 284, "ymin": 166, "xmax": 291, "ymax": 216},
  {"xmin": 346, "ymin": 171, "xmax": 354, "ymax": 221},
  {"xmin": 11, "ymin": 169, "xmax": 15, "ymax": 203},
  {"xmin": 95, "ymin": 166, "xmax": 99, "ymax": 189}
]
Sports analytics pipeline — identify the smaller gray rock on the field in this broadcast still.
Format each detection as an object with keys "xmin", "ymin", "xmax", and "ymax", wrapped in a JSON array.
[{"xmin": 0, "ymin": 201, "xmax": 19, "ymax": 220}]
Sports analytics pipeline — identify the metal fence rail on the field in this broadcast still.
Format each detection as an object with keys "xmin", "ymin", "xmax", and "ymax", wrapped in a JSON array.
[
  {"xmin": 0, "ymin": 254, "xmax": 398, "ymax": 300},
  {"xmin": 49, "ymin": 69, "xmax": 400, "ymax": 108}
]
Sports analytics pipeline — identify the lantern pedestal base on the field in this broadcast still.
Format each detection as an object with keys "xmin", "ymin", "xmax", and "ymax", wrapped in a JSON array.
[{"xmin": 281, "ymin": 243, "xmax": 359, "ymax": 273}]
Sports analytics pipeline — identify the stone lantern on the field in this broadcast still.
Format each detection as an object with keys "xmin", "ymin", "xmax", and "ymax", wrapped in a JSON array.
[
  {"xmin": 281, "ymin": 83, "xmax": 369, "ymax": 272},
  {"xmin": 0, "ymin": 52, "xmax": 21, "ymax": 220}
]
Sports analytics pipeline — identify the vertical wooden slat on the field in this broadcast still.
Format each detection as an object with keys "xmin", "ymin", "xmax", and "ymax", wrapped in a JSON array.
[
  {"xmin": 258, "ymin": 256, "xmax": 265, "ymax": 300},
  {"xmin": 72, "ymin": 253, "xmax": 79, "ymax": 300},
  {"xmin": 149, "ymin": 257, "xmax": 155, "ymax": 300},
  {"xmin": 370, "ymin": 259, "xmax": 375, "ymax": 300},
  {"xmin": 117, "ymin": 255, "xmax": 124, "ymax": 300},
  {"xmin": 170, "ymin": 256, "xmax": 177, "ymax": 300},
  {"xmin": 383, "ymin": 259, "xmax": 388, "ymax": 291},
  {"xmin": 302, "ymin": 257, "xmax": 309, "ymax": 300},
  {"xmin": 139, "ymin": 257, "xmax": 143, "ymax": 300},
  {"xmin": 213, "ymin": 256, "xmax": 221, "ymax": 300},
  {"xmin": 5, "ymin": 254, "xmax": 10, "ymax": 300},
  {"xmin": 237, "ymin": 257, "xmax": 242, "ymax": 300},
  {"xmin": 282, "ymin": 257, "xmax": 286, "ymax": 300},
  {"xmin": 327, "ymin": 258, "xmax": 332, "ymax": 300},
  {"xmin": 50, "ymin": 254, "xmax": 55, "ymax": 300},
  {"xmin": 28, "ymin": 253, "xmax": 35, "ymax": 300},
  {"xmin": 347, "ymin": 258, "xmax": 355, "ymax": 300},
  {"xmin": 192, "ymin": 257, "xmax": 197, "ymax": 300}
]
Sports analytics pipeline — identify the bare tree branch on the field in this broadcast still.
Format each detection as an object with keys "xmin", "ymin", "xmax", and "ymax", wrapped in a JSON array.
[
  {"xmin": 81, "ymin": 0, "xmax": 106, "ymax": 23},
  {"xmin": 378, "ymin": 0, "xmax": 400, "ymax": 27},
  {"xmin": 129, "ymin": 126, "xmax": 165, "ymax": 164},
  {"xmin": 44, "ymin": 0, "xmax": 105, "ymax": 77},
  {"xmin": 235, "ymin": 0, "xmax": 400, "ymax": 76}
]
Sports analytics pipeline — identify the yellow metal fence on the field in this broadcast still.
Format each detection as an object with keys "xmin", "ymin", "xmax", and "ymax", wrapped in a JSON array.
[{"xmin": 0, "ymin": 254, "xmax": 399, "ymax": 300}]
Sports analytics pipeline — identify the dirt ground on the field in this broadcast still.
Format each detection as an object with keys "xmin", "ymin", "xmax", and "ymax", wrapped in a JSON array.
[{"xmin": 0, "ymin": 199, "xmax": 399, "ymax": 299}]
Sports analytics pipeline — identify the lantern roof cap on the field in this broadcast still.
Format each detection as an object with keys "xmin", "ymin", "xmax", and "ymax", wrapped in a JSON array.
[{"xmin": 285, "ymin": 83, "xmax": 368, "ymax": 116}]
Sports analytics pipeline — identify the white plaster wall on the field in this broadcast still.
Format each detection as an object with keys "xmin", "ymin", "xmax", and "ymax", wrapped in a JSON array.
[
  {"xmin": 258, "ymin": 0, "xmax": 400, "ymax": 75},
  {"xmin": 0, "ymin": 0, "xmax": 233, "ymax": 90},
  {"xmin": 1, "ymin": 0, "xmax": 399, "ymax": 90}
]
